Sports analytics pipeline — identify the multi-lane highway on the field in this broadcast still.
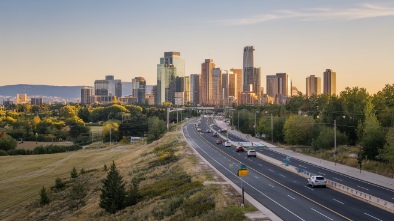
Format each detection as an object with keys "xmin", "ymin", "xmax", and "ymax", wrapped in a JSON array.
[{"xmin": 183, "ymin": 116, "xmax": 393, "ymax": 221}]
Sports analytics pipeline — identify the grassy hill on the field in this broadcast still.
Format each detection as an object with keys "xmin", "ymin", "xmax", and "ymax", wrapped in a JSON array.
[{"xmin": 0, "ymin": 125, "xmax": 255, "ymax": 220}]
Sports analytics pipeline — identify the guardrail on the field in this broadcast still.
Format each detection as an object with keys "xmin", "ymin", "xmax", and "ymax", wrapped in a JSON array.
[{"xmin": 295, "ymin": 167, "xmax": 394, "ymax": 213}]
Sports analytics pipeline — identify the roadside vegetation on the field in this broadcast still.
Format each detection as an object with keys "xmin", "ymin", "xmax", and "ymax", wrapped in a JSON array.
[
  {"xmin": 230, "ymin": 84, "xmax": 394, "ymax": 177},
  {"xmin": 0, "ymin": 124, "xmax": 252, "ymax": 221}
]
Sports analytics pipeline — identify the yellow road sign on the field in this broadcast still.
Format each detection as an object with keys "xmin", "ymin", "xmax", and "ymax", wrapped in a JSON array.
[{"xmin": 238, "ymin": 169, "xmax": 248, "ymax": 176}]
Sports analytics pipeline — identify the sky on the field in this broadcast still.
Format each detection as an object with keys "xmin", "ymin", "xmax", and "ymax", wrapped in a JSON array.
[{"xmin": 1, "ymin": 0, "xmax": 394, "ymax": 95}]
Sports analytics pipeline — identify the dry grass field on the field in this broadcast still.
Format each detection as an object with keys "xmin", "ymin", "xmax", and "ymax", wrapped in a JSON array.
[{"xmin": 0, "ymin": 125, "xmax": 255, "ymax": 221}]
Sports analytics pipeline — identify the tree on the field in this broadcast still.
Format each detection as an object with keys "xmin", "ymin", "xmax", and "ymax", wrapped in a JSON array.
[
  {"xmin": 39, "ymin": 186, "xmax": 50, "ymax": 206},
  {"xmin": 70, "ymin": 167, "xmax": 78, "ymax": 178},
  {"xmin": 147, "ymin": 116, "xmax": 166, "ymax": 143},
  {"xmin": 359, "ymin": 100, "xmax": 385, "ymax": 160},
  {"xmin": 69, "ymin": 182, "xmax": 87, "ymax": 209},
  {"xmin": 0, "ymin": 134, "xmax": 17, "ymax": 151},
  {"xmin": 283, "ymin": 115, "xmax": 315, "ymax": 145},
  {"xmin": 100, "ymin": 161, "xmax": 126, "ymax": 214},
  {"xmin": 380, "ymin": 128, "xmax": 394, "ymax": 167}
]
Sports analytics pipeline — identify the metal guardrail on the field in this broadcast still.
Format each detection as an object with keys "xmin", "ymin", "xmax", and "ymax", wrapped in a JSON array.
[{"xmin": 295, "ymin": 167, "xmax": 394, "ymax": 213}]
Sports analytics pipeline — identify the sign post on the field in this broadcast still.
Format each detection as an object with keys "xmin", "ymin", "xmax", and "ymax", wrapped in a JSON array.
[{"xmin": 237, "ymin": 164, "xmax": 248, "ymax": 206}]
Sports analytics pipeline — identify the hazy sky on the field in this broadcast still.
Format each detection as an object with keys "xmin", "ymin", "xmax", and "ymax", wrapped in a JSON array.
[{"xmin": 1, "ymin": 0, "xmax": 393, "ymax": 95}]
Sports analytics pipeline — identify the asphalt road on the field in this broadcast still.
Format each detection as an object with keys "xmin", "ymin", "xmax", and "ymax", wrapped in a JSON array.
[{"xmin": 183, "ymin": 117, "xmax": 393, "ymax": 221}]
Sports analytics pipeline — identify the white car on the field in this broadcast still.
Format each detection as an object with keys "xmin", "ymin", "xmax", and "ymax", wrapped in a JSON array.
[
  {"xmin": 247, "ymin": 150, "xmax": 257, "ymax": 157},
  {"xmin": 307, "ymin": 176, "xmax": 326, "ymax": 188},
  {"xmin": 224, "ymin": 141, "xmax": 231, "ymax": 147}
]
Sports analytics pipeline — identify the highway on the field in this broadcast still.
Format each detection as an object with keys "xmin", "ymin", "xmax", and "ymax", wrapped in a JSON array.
[
  {"xmin": 214, "ymin": 118, "xmax": 394, "ymax": 204},
  {"xmin": 183, "ymin": 117, "xmax": 393, "ymax": 221}
]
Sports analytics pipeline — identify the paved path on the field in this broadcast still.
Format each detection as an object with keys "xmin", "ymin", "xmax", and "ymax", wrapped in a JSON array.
[{"xmin": 215, "ymin": 118, "xmax": 394, "ymax": 191}]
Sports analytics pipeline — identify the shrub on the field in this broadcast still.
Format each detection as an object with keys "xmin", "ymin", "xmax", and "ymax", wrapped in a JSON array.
[
  {"xmin": 39, "ymin": 186, "xmax": 50, "ymax": 206},
  {"xmin": 70, "ymin": 167, "xmax": 78, "ymax": 178},
  {"xmin": 0, "ymin": 134, "xmax": 17, "ymax": 151},
  {"xmin": 69, "ymin": 182, "xmax": 86, "ymax": 209},
  {"xmin": 55, "ymin": 178, "xmax": 66, "ymax": 190},
  {"xmin": 0, "ymin": 149, "xmax": 7, "ymax": 156}
]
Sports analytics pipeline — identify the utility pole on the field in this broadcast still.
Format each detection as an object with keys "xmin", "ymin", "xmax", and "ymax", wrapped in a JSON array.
[
  {"xmin": 271, "ymin": 113, "xmax": 273, "ymax": 143},
  {"xmin": 334, "ymin": 119, "xmax": 336, "ymax": 166}
]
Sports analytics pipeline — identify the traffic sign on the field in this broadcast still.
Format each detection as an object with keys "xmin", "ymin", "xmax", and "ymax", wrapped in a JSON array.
[{"xmin": 238, "ymin": 169, "xmax": 248, "ymax": 176}]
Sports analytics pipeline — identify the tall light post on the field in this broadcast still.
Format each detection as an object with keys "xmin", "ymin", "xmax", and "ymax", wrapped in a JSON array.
[
  {"xmin": 334, "ymin": 119, "xmax": 336, "ymax": 165},
  {"xmin": 254, "ymin": 111, "xmax": 260, "ymax": 137},
  {"xmin": 237, "ymin": 111, "xmax": 240, "ymax": 131},
  {"xmin": 271, "ymin": 113, "xmax": 273, "ymax": 143}
]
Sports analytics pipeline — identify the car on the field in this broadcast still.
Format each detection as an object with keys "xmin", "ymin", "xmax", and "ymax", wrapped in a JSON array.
[
  {"xmin": 224, "ymin": 141, "xmax": 231, "ymax": 147},
  {"xmin": 216, "ymin": 140, "xmax": 222, "ymax": 144},
  {"xmin": 220, "ymin": 128, "xmax": 227, "ymax": 133},
  {"xmin": 197, "ymin": 128, "xmax": 201, "ymax": 132},
  {"xmin": 205, "ymin": 130, "xmax": 212, "ymax": 133},
  {"xmin": 247, "ymin": 150, "xmax": 257, "ymax": 157},
  {"xmin": 212, "ymin": 132, "xmax": 218, "ymax": 137},
  {"xmin": 236, "ymin": 146, "xmax": 244, "ymax": 152},
  {"xmin": 307, "ymin": 176, "xmax": 326, "ymax": 188}
]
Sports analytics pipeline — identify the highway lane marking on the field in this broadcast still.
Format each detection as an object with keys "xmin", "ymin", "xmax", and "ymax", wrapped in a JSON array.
[
  {"xmin": 184, "ymin": 122, "xmax": 351, "ymax": 221},
  {"xmin": 364, "ymin": 213, "xmax": 383, "ymax": 221},
  {"xmin": 305, "ymin": 186, "xmax": 315, "ymax": 191},
  {"xmin": 184, "ymin": 123, "xmax": 307, "ymax": 221},
  {"xmin": 269, "ymin": 184, "xmax": 274, "ymax": 188},
  {"xmin": 357, "ymin": 185, "xmax": 369, "ymax": 191},
  {"xmin": 255, "ymin": 176, "xmax": 259, "ymax": 179},
  {"xmin": 332, "ymin": 199, "xmax": 344, "ymax": 204},
  {"xmin": 311, "ymin": 208, "xmax": 333, "ymax": 220},
  {"xmin": 268, "ymin": 169, "xmax": 275, "ymax": 172},
  {"xmin": 298, "ymin": 165, "xmax": 308, "ymax": 168},
  {"xmin": 288, "ymin": 195, "xmax": 295, "ymax": 200},
  {"xmin": 318, "ymin": 172, "xmax": 326, "ymax": 175},
  {"xmin": 258, "ymin": 164, "xmax": 263, "ymax": 166},
  {"xmin": 279, "ymin": 174, "xmax": 286, "ymax": 178},
  {"xmin": 332, "ymin": 177, "xmax": 343, "ymax": 182}
]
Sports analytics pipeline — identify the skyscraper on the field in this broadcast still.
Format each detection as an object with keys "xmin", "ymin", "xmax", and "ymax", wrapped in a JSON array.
[
  {"xmin": 306, "ymin": 75, "xmax": 321, "ymax": 97},
  {"xmin": 94, "ymin": 75, "xmax": 122, "ymax": 97},
  {"xmin": 16, "ymin": 94, "xmax": 28, "ymax": 104},
  {"xmin": 323, "ymin": 69, "xmax": 336, "ymax": 95},
  {"xmin": 81, "ymin": 86, "xmax": 93, "ymax": 104},
  {"xmin": 266, "ymin": 73, "xmax": 292, "ymax": 104},
  {"xmin": 190, "ymin": 74, "xmax": 200, "ymax": 105},
  {"xmin": 200, "ymin": 59, "xmax": 215, "ymax": 106},
  {"xmin": 156, "ymin": 52, "xmax": 185, "ymax": 105},
  {"xmin": 212, "ymin": 68, "xmax": 223, "ymax": 106},
  {"xmin": 230, "ymin": 68, "xmax": 242, "ymax": 102},
  {"xmin": 132, "ymin": 77, "xmax": 146, "ymax": 103},
  {"xmin": 242, "ymin": 46, "xmax": 261, "ymax": 96}
]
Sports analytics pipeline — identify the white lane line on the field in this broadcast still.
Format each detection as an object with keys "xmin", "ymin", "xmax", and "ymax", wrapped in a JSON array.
[
  {"xmin": 357, "ymin": 185, "xmax": 369, "ymax": 191},
  {"xmin": 364, "ymin": 213, "xmax": 383, "ymax": 221},
  {"xmin": 288, "ymin": 195, "xmax": 295, "ymax": 200},
  {"xmin": 311, "ymin": 208, "xmax": 333, "ymax": 220},
  {"xmin": 332, "ymin": 199, "xmax": 344, "ymax": 204},
  {"xmin": 183, "ymin": 127, "xmax": 305, "ymax": 221},
  {"xmin": 305, "ymin": 186, "xmax": 315, "ymax": 191},
  {"xmin": 269, "ymin": 184, "xmax": 274, "ymax": 188},
  {"xmin": 298, "ymin": 165, "xmax": 307, "ymax": 168},
  {"xmin": 269, "ymin": 169, "xmax": 274, "ymax": 172},
  {"xmin": 258, "ymin": 164, "xmax": 263, "ymax": 166},
  {"xmin": 318, "ymin": 172, "xmax": 326, "ymax": 175},
  {"xmin": 332, "ymin": 177, "xmax": 343, "ymax": 182},
  {"xmin": 255, "ymin": 176, "xmax": 259, "ymax": 179},
  {"xmin": 279, "ymin": 174, "xmax": 286, "ymax": 178}
]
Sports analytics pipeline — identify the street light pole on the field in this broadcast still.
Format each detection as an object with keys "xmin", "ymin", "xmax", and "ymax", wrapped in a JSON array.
[
  {"xmin": 254, "ymin": 111, "xmax": 259, "ymax": 137},
  {"xmin": 271, "ymin": 113, "xmax": 273, "ymax": 143},
  {"xmin": 238, "ymin": 111, "xmax": 240, "ymax": 130},
  {"xmin": 110, "ymin": 126, "xmax": 112, "ymax": 146},
  {"xmin": 334, "ymin": 119, "xmax": 336, "ymax": 165}
]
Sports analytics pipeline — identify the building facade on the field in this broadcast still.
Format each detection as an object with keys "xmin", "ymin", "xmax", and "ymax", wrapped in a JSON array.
[
  {"xmin": 323, "ymin": 69, "xmax": 336, "ymax": 95},
  {"xmin": 306, "ymin": 75, "xmax": 321, "ymax": 97},
  {"xmin": 156, "ymin": 52, "xmax": 185, "ymax": 105},
  {"xmin": 16, "ymin": 94, "xmax": 28, "ymax": 104},
  {"xmin": 200, "ymin": 59, "xmax": 215, "ymax": 106},
  {"xmin": 132, "ymin": 77, "xmax": 146, "ymax": 104},
  {"xmin": 242, "ymin": 46, "xmax": 261, "ymax": 97},
  {"xmin": 94, "ymin": 75, "xmax": 122, "ymax": 98},
  {"xmin": 81, "ymin": 86, "xmax": 93, "ymax": 104},
  {"xmin": 190, "ymin": 74, "xmax": 200, "ymax": 105}
]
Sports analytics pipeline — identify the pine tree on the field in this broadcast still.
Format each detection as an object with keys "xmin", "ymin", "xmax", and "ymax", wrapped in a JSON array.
[
  {"xmin": 39, "ymin": 186, "xmax": 50, "ymax": 206},
  {"xmin": 70, "ymin": 166, "xmax": 78, "ymax": 178},
  {"xmin": 99, "ymin": 161, "xmax": 126, "ymax": 214}
]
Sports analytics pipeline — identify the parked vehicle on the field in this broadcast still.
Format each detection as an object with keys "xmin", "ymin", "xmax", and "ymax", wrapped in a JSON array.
[
  {"xmin": 247, "ymin": 150, "xmax": 257, "ymax": 157},
  {"xmin": 236, "ymin": 146, "xmax": 245, "ymax": 152},
  {"xmin": 307, "ymin": 176, "xmax": 326, "ymax": 188}
]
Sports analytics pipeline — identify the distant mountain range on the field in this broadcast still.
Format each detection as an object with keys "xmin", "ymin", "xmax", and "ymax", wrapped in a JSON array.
[{"xmin": 0, "ymin": 83, "xmax": 154, "ymax": 103}]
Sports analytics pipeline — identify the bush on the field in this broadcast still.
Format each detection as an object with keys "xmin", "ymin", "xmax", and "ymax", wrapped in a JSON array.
[
  {"xmin": 70, "ymin": 167, "xmax": 78, "ymax": 178},
  {"xmin": 0, "ymin": 134, "xmax": 17, "ymax": 151},
  {"xmin": 39, "ymin": 186, "xmax": 50, "ymax": 206},
  {"xmin": 55, "ymin": 178, "xmax": 66, "ymax": 190},
  {"xmin": 0, "ymin": 149, "xmax": 8, "ymax": 156}
]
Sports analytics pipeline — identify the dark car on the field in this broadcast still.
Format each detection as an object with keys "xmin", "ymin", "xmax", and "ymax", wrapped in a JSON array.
[
  {"xmin": 212, "ymin": 132, "xmax": 218, "ymax": 137},
  {"xmin": 216, "ymin": 140, "xmax": 222, "ymax": 144},
  {"xmin": 236, "ymin": 146, "xmax": 244, "ymax": 152},
  {"xmin": 206, "ymin": 130, "xmax": 212, "ymax": 133}
]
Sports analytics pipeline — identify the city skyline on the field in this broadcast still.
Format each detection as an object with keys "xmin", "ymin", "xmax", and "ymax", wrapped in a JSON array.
[{"xmin": 1, "ymin": 1, "xmax": 394, "ymax": 95}]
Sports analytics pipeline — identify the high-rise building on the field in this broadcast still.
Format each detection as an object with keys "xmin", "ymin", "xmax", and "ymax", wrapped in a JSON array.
[
  {"xmin": 306, "ymin": 75, "xmax": 321, "ymax": 97},
  {"xmin": 30, "ymin": 97, "xmax": 43, "ymax": 105},
  {"xmin": 200, "ymin": 59, "xmax": 215, "ymax": 106},
  {"xmin": 81, "ymin": 86, "xmax": 93, "ymax": 104},
  {"xmin": 212, "ymin": 68, "xmax": 223, "ymax": 106},
  {"xmin": 94, "ymin": 75, "xmax": 122, "ymax": 97},
  {"xmin": 230, "ymin": 68, "xmax": 242, "ymax": 102},
  {"xmin": 323, "ymin": 69, "xmax": 336, "ymax": 95},
  {"xmin": 190, "ymin": 74, "xmax": 200, "ymax": 105},
  {"xmin": 184, "ymin": 76, "xmax": 190, "ymax": 105},
  {"xmin": 16, "ymin": 94, "xmax": 28, "ymax": 104},
  {"xmin": 242, "ymin": 46, "xmax": 261, "ymax": 96},
  {"xmin": 132, "ymin": 77, "xmax": 146, "ymax": 104},
  {"xmin": 156, "ymin": 52, "xmax": 185, "ymax": 105},
  {"xmin": 266, "ymin": 73, "xmax": 292, "ymax": 104}
]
